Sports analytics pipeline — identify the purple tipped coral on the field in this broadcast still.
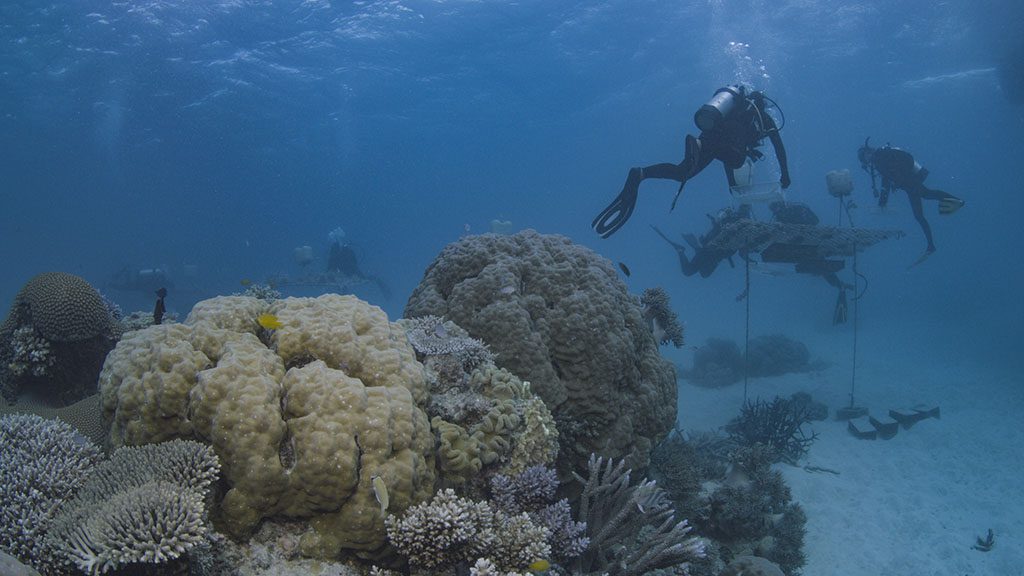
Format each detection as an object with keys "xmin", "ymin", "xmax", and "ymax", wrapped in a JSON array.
[{"xmin": 490, "ymin": 466, "xmax": 588, "ymax": 564}]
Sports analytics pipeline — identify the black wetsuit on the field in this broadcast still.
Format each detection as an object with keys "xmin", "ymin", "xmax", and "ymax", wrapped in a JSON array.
[
  {"xmin": 867, "ymin": 146, "xmax": 958, "ymax": 252},
  {"xmin": 594, "ymin": 89, "xmax": 790, "ymax": 238},
  {"xmin": 653, "ymin": 206, "xmax": 751, "ymax": 278}
]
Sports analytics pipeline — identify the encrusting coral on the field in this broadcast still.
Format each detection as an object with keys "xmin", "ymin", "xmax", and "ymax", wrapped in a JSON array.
[
  {"xmin": 97, "ymin": 294, "xmax": 436, "ymax": 559},
  {"xmin": 405, "ymin": 230, "xmax": 677, "ymax": 479},
  {"xmin": 401, "ymin": 316, "xmax": 558, "ymax": 490}
]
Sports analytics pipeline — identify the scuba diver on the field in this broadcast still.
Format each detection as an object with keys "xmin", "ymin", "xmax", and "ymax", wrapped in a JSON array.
[
  {"xmin": 327, "ymin": 241, "xmax": 364, "ymax": 277},
  {"xmin": 325, "ymin": 240, "xmax": 392, "ymax": 300},
  {"xmin": 593, "ymin": 84, "xmax": 791, "ymax": 239},
  {"xmin": 858, "ymin": 139, "xmax": 965, "ymax": 262},
  {"xmin": 107, "ymin": 266, "xmax": 174, "ymax": 293},
  {"xmin": 651, "ymin": 204, "xmax": 753, "ymax": 278}
]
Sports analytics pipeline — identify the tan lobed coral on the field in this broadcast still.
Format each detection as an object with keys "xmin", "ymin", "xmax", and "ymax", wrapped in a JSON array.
[
  {"xmin": 97, "ymin": 294, "xmax": 436, "ymax": 558},
  {"xmin": 405, "ymin": 230, "xmax": 676, "ymax": 478}
]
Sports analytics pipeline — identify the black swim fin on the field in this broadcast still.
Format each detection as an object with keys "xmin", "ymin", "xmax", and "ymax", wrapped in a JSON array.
[
  {"xmin": 833, "ymin": 288, "xmax": 848, "ymax": 325},
  {"xmin": 938, "ymin": 196, "xmax": 965, "ymax": 215}
]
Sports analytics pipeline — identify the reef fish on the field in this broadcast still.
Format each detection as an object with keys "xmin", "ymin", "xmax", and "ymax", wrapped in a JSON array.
[
  {"xmin": 257, "ymin": 313, "xmax": 283, "ymax": 330},
  {"xmin": 528, "ymin": 559, "xmax": 551, "ymax": 573},
  {"xmin": 371, "ymin": 475, "xmax": 389, "ymax": 516},
  {"xmin": 617, "ymin": 262, "xmax": 631, "ymax": 277}
]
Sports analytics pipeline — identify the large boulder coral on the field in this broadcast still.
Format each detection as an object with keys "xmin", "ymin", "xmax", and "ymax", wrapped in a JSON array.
[
  {"xmin": 0, "ymin": 272, "xmax": 118, "ymax": 405},
  {"xmin": 405, "ymin": 230, "xmax": 676, "ymax": 478},
  {"xmin": 97, "ymin": 294, "xmax": 436, "ymax": 559}
]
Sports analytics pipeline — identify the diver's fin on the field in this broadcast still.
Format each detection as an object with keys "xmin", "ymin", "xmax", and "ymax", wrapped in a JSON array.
[
  {"xmin": 650, "ymin": 225, "xmax": 686, "ymax": 253},
  {"xmin": 938, "ymin": 196, "xmax": 965, "ymax": 215},
  {"xmin": 833, "ymin": 288, "xmax": 848, "ymax": 325},
  {"xmin": 682, "ymin": 233, "xmax": 703, "ymax": 251},
  {"xmin": 907, "ymin": 249, "xmax": 934, "ymax": 269}
]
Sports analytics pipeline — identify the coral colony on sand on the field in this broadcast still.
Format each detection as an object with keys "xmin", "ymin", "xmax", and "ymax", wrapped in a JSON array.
[{"xmin": 0, "ymin": 232, "xmax": 799, "ymax": 576}]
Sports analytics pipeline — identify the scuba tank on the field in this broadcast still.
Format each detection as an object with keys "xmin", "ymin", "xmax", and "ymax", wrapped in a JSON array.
[{"xmin": 694, "ymin": 85, "xmax": 745, "ymax": 132}]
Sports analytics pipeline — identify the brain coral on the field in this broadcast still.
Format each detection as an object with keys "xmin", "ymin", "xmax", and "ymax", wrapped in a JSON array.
[
  {"xmin": 0, "ymin": 273, "xmax": 117, "ymax": 404},
  {"xmin": 97, "ymin": 294, "xmax": 435, "ymax": 558},
  {"xmin": 2, "ymin": 272, "xmax": 113, "ymax": 342},
  {"xmin": 405, "ymin": 230, "xmax": 676, "ymax": 477}
]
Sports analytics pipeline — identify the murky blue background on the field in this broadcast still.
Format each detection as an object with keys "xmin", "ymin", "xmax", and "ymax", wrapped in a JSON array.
[{"xmin": 2, "ymin": 0, "xmax": 1022, "ymax": 371}]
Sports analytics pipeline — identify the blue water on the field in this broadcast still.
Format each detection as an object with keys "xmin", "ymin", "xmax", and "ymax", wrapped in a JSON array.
[{"xmin": 1, "ymin": 0, "xmax": 1022, "ymax": 366}]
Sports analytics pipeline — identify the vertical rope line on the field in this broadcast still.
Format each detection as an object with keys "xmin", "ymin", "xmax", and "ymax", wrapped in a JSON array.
[
  {"xmin": 744, "ymin": 254, "xmax": 750, "ymax": 403},
  {"xmin": 850, "ymin": 246, "xmax": 859, "ymax": 408}
]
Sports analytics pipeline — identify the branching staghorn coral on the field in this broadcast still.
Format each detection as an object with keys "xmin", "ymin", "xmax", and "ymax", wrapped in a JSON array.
[
  {"xmin": 725, "ymin": 396, "xmax": 819, "ymax": 464},
  {"xmin": 571, "ymin": 455, "xmax": 705, "ymax": 576}
]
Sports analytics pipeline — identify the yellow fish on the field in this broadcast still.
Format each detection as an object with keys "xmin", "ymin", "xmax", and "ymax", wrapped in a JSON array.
[
  {"xmin": 528, "ymin": 560, "xmax": 550, "ymax": 573},
  {"xmin": 371, "ymin": 475, "xmax": 389, "ymax": 516},
  {"xmin": 257, "ymin": 313, "xmax": 283, "ymax": 330}
]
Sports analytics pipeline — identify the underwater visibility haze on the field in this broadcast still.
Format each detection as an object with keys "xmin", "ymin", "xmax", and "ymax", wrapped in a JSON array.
[{"xmin": 2, "ymin": 1, "xmax": 1024, "ymax": 575}]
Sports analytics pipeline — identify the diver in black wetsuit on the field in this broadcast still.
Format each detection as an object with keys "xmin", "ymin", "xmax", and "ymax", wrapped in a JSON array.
[
  {"xmin": 593, "ymin": 84, "xmax": 791, "ymax": 239},
  {"xmin": 651, "ymin": 204, "xmax": 752, "ymax": 278},
  {"xmin": 327, "ymin": 241, "xmax": 364, "ymax": 277},
  {"xmin": 858, "ymin": 139, "xmax": 965, "ymax": 257}
]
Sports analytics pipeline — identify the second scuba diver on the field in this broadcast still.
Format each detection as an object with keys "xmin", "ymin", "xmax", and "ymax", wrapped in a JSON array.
[
  {"xmin": 593, "ymin": 84, "xmax": 791, "ymax": 239},
  {"xmin": 858, "ymin": 139, "xmax": 965, "ymax": 264}
]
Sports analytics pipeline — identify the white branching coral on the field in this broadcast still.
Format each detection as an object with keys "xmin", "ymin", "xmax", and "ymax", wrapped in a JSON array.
[
  {"xmin": 45, "ymin": 439, "xmax": 220, "ymax": 575},
  {"xmin": 0, "ymin": 414, "xmax": 102, "ymax": 573},
  {"xmin": 386, "ymin": 488, "xmax": 497, "ymax": 569},
  {"xmin": 385, "ymin": 488, "xmax": 550, "ymax": 573},
  {"xmin": 7, "ymin": 326, "xmax": 56, "ymax": 378}
]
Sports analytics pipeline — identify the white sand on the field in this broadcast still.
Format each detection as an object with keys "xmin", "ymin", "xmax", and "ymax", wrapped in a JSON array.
[{"xmin": 676, "ymin": 327, "xmax": 1024, "ymax": 575}]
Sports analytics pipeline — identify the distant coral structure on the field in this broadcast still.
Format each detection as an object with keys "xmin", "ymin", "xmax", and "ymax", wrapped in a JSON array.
[
  {"xmin": 0, "ymin": 272, "xmax": 118, "ymax": 405},
  {"xmin": 684, "ymin": 334, "xmax": 815, "ymax": 387},
  {"xmin": 405, "ymin": 230, "xmax": 677, "ymax": 480}
]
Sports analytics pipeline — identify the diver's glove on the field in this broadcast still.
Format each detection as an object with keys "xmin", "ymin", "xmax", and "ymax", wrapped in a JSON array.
[{"xmin": 593, "ymin": 167, "xmax": 643, "ymax": 239}]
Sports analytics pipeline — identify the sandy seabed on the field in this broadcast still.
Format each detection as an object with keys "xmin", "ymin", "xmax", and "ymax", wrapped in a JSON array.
[{"xmin": 676, "ymin": 325, "xmax": 1023, "ymax": 576}]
